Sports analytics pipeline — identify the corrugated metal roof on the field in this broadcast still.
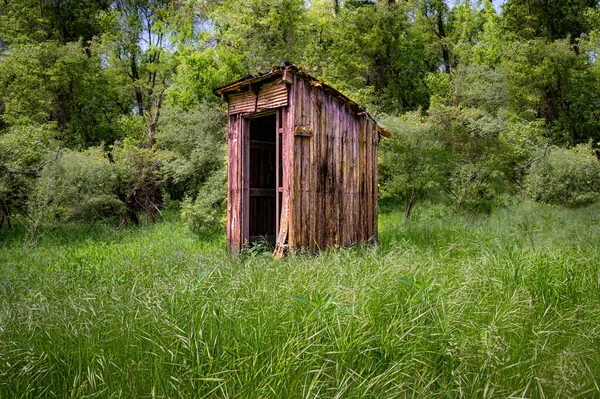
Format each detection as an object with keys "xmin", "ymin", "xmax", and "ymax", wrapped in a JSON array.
[{"xmin": 214, "ymin": 64, "xmax": 391, "ymax": 138}]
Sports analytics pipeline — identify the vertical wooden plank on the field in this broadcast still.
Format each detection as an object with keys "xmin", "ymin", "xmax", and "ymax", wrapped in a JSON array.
[
  {"xmin": 226, "ymin": 114, "xmax": 233, "ymax": 250},
  {"xmin": 275, "ymin": 74, "xmax": 294, "ymax": 254},
  {"xmin": 365, "ymin": 116, "xmax": 372, "ymax": 241},
  {"xmin": 242, "ymin": 117, "xmax": 250, "ymax": 248},
  {"xmin": 235, "ymin": 114, "xmax": 242, "ymax": 251},
  {"xmin": 362, "ymin": 118, "xmax": 368, "ymax": 242},
  {"xmin": 303, "ymin": 85, "xmax": 314, "ymax": 249},
  {"xmin": 291, "ymin": 77, "xmax": 304, "ymax": 249},
  {"xmin": 349, "ymin": 117, "xmax": 358, "ymax": 244},
  {"xmin": 301, "ymin": 82, "xmax": 310, "ymax": 249},
  {"xmin": 349, "ymin": 112, "xmax": 356, "ymax": 246},
  {"xmin": 323, "ymin": 95, "xmax": 333, "ymax": 247},
  {"xmin": 227, "ymin": 114, "xmax": 243, "ymax": 252},
  {"xmin": 275, "ymin": 110, "xmax": 281, "ymax": 239},
  {"xmin": 308, "ymin": 86, "xmax": 317, "ymax": 251},
  {"xmin": 288, "ymin": 76, "xmax": 295, "ymax": 248},
  {"xmin": 373, "ymin": 124, "xmax": 379, "ymax": 243},
  {"xmin": 294, "ymin": 79, "xmax": 304, "ymax": 248},
  {"xmin": 317, "ymin": 89, "xmax": 327, "ymax": 250},
  {"xmin": 345, "ymin": 112, "xmax": 353, "ymax": 245},
  {"xmin": 341, "ymin": 108, "xmax": 352, "ymax": 247},
  {"xmin": 339, "ymin": 109, "xmax": 346, "ymax": 246},
  {"xmin": 332, "ymin": 97, "xmax": 341, "ymax": 247},
  {"xmin": 359, "ymin": 117, "xmax": 366, "ymax": 242}
]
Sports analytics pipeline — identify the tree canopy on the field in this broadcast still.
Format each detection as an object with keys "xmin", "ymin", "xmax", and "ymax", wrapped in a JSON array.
[{"xmin": 2, "ymin": 0, "xmax": 600, "ymax": 233}]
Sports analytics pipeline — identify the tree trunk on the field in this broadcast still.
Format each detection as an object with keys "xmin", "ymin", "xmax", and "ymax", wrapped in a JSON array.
[
  {"xmin": 403, "ymin": 189, "xmax": 418, "ymax": 223},
  {"xmin": 147, "ymin": 93, "xmax": 163, "ymax": 148},
  {"xmin": 437, "ymin": 13, "xmax": 451, "ymax": 74},
  {"xmin": 130, "ymin": 55, "xmax": 145, "ymax": 116},
  {"xmin": 0, "ymin": 200, "xmax": 10, "ymax": 229}
]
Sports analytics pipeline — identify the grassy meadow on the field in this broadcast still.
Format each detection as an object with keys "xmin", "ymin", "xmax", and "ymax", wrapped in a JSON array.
[{"xmin": 1, "ymin": 201, "xmax": 600, "ymax": 398}]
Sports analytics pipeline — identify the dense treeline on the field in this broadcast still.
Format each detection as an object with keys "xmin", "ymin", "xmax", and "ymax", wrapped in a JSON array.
[{"xmin": 1, "ymin": 0, "xmax": 600, "ymax": 238}]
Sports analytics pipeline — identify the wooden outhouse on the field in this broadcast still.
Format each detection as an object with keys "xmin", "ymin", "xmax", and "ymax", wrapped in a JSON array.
[{"xmin": 215, "ymin": 65, "xmax": 391, "ymax": 253}]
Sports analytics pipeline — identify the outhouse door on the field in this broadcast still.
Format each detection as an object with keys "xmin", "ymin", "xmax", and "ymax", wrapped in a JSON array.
[{"xmin": 245, "ymin": 110, "xmax": 283, "ymax": 245}]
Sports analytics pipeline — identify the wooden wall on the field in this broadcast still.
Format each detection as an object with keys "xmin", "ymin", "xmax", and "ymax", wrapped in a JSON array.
[
  {"xmin": 288, "ymin": 75, "xmax": 379, "ymax": 250},
  {"xmin": 226, "ymin": 113, "xmax": 247, "ymax": 251}
]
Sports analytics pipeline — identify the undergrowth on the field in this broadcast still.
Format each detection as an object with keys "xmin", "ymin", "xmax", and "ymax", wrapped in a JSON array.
[{"xmin": 1, "ymin": 201, "xmax": 599, "ymax": 398}]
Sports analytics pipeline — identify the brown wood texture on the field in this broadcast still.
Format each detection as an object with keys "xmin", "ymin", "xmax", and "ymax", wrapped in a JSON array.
[
  {"xmin": 228, "ymin": 83, "xmax": 289, "ymax": 115},
  {"xmin": 226, "ymin": 70, "xmax": 379, "ymax": 253},
  {"xmin": 289, "ymin": 76, "xmax": 379, "ymax": 250},
  {"xmin": 280, "ymin": 73, "xmax": 295, "ymax": 250},
  {"xmin": 226, "ymin": 114, "xmax": 244, "ymax": 251},
  {"xmin": 228, "ymin": 91, "xmax": 256, "ymax": 114},
  {"xmin": 257, "ymin": 83, "xmax": 288, "ymax": 111}
]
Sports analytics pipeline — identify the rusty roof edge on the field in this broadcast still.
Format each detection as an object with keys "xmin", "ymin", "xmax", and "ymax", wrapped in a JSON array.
[
  {"xmin": 213, "ymin": 65, "xmax": 391, "ymax": 138},
  {"xmin": 213, "ymin": 66, "xmax": 287, "ymax": 95}
]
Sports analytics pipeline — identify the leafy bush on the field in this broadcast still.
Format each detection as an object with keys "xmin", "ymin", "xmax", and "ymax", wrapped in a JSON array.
[
  {"xmin": 447, "ymin": 162, "xmax": 499, "ymax": 213},
  {"xmin": 0, "ymin": 122, "xmax": 58, "ymax": 228},
  {"xmin": 27, "ymin": 140, "xmax": 169, "ymax": 241},
  {"xmin": 525, "ymin": 143, "xmax": 600, "ymax": 206},
  {"xmin": 180, "ymin": 169, "xmax": 226, "ymax": 234},
  {"xmin": 157, "ymin": 104, "xmax": 226, "ymax": 199},
  {"xmin": 111, "ymin": 140, "xmax": 165, "ymax": 225},
  {"xmin": 379, "ymin": 112, "xmax": 448, "ymax": 221},
  {"xmin": 27, "ymin": 147, "xmax": 124, "ymax": 240}
]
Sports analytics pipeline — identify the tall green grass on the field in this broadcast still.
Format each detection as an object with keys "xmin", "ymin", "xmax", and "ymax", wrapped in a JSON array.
[{"xmin": 1, "ymin": 201, "xmax": 599, "ymax": 398}]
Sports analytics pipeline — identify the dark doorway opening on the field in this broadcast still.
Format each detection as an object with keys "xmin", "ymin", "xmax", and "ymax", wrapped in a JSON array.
[{"xmin": 248, "ymin": 113, "xmax": 277, "ymax": 244}]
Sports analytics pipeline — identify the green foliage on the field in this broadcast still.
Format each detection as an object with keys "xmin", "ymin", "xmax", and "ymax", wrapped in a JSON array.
[
  {"xmin": 305, "ymin": 1, "xmax": 434, "ymax": 112},
  {"xmin": 212, "ymin": 0, "xmax": 307, "ymax": 72},
  {"xmin": 380, "ymin": 112, "xmax": 447, "ymax": 220},
  {"xmin": 0, "ymin": 0, "xmax": 111, "ymax": 44},
  {"xmin": 168, "ymin": 46, "xmax": 247, "ymax": 106},
  {"xmin": 502, "ymin": 0, "xmax": 598, "ymax": 40},
  {"xmin": 0, "ymin": 122, "xmax": 59, "ymax": 228},
  {"xmin": 503, "ymin": 38, "xmax": 600, "ymax": 145},
  {"xmin": 525, "ymin": 143, "xmax": 600, "ymax": 206},
  {"xmin": 157, "ymin": 104, "xmax": 226, "ymax": 199},
  {"xmin": 27, "ymin": 147, "xmax": 123, "ymax": 240},
  {"xmin": 180, "ymin": 169, "xmax": 226, "ymax": 234},
  {"xmin": 429, "ymin": 105, "xmax": 516, "ymax": 212},
  {"xmin": 110, "ymin": 140, "xmax": 165, "ymax": 224},
  {"xmin": 0, "ymin": 41, "xmax": 129, "ymax": 148}
]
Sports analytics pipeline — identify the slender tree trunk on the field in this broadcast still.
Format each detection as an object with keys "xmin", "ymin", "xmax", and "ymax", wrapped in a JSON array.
[
  {"xmin": 0, "ymin": 200, "xmax": 10, "ymax": 229},
  {"xmin": 147, "ymin": 92, "xmax": 163, "ymax": 148},
  {"xmin": 130, "ymin": 54, "xmax": 144, "ymax": 116},
  {"xmin": 404, "ymin": 189, "xmax": 418, "ymax": 223},
  {"xmin": 437, "ymin": 13, "xmax": 451, "ymax": 74}
]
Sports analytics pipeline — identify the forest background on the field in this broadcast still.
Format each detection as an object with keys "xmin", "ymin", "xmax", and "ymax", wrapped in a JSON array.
[{"xmin": 3, "ymin": 0, "xmax": 600, "ymax": 236}]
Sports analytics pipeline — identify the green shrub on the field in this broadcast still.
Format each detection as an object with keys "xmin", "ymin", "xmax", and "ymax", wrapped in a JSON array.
[
  {"xmin": 180, "ymin": 169, "xmax": 226, "ymax": 234},
  {"xmin": 27, "ymin": 141, "xmax": 167, "ymax": 241},
  {"xmin": 525, "ymin": 143, "xmax": 600, "ymax": 206},
  {"xmin": 379, "ymin": 112, "xmax": 448, "ymax": 221},
  {"xmin": 157, "ymin": 104, "xmax": 226, "ymax": 199},
  {"xmin": 27, "ymin": 147, "xmax": 124, "ymax": 240}
]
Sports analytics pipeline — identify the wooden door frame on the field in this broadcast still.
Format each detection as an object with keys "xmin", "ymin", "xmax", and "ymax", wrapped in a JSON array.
[{"xmin": 242, "ymin": 109, "xmax": 280, "ymax": 246}]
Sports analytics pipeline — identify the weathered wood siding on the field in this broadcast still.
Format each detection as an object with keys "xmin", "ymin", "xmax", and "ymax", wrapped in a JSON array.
[
  {"xmin": 288, "ymin": 75, "xmax": 379, "ymax": 250},
  {"xmin": 228, "ymin": 82, "xmax": 288, "ymax": 114},
  {"xmin": 226, "ymin": 113, "xmax": 248, "ymax": 251},
  {"xmin": 225, "ymin": 70, "xmax": 379, "ymax": 252}
]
